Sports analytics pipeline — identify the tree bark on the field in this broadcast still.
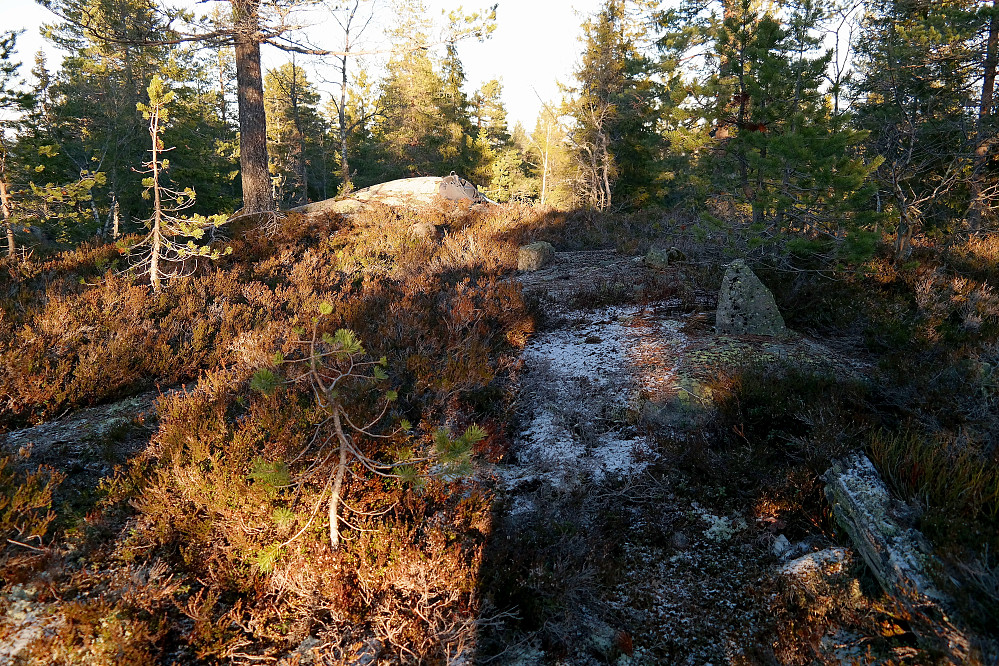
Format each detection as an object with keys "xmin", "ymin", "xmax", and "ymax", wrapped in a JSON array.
[
  {"xmin": 0, "ymin": 135, "xmax": 16, "ymax": 258},
  {"xmin": 971, "ymin": 0, "xmax": 999, "ymax": 231},
  {"xmin": 232, "ymin": 0, "xmax": 274, "ymax": 214},
  {"xmin": 338, "ymin": 53, "xmax": 351, "ymax": 191}
]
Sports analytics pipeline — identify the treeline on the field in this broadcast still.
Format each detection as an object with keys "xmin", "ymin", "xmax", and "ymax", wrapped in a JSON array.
[{"xmin": 1, "ymin": 0, "xmax": 998, "ymax": 257}]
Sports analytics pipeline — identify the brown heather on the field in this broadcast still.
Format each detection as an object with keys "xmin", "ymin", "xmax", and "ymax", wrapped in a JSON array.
[{"xmin": 1, "ymin": 206, "xmax": 998, "ymax": 661}]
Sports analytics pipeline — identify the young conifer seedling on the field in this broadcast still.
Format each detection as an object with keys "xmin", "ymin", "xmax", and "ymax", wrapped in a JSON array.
[{"xmin": 251, "ymin": 302, "xmax": 484, "ymax": 551}]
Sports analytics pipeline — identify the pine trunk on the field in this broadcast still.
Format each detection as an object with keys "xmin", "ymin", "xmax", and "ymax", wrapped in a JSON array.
[
  {"xmin": 232, "ymin": 0, "xmax": 274, "ymax": 215},
  {"xmin": 971, "ymin": 0, "xmax": 999, "ymax": 231},
  {"xmin": 1, "ymin": 177, "xmax": 15, "ymax": 258},
  {"xmin": 338, "ymin": 55, "xmax": 351, "ymax": 191}
]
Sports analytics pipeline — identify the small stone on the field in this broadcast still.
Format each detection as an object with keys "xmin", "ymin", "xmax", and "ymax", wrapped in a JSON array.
[
  {"xmin": 517, "ymin": 241, "xmax": 555, "ymax": 271},
  {"xmin": 644, "ymin": 246, "xmax": 687, "ymax": 269},
  {"xmin": 409, "ymin": 221, "xmax": 442, "ymax": 242},
  {"xmin": 672, "ymin": 531, "xmax": 690, "ymax": 550},
  {"xmin": 773, "ymin": 534, "xmax": 791, "ymax": 558}
]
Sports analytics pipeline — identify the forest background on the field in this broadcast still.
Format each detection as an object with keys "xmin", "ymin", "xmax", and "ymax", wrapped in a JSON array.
[{"xmin": 3, "ymin": 0, "xmax": 997, "ymax": 258}]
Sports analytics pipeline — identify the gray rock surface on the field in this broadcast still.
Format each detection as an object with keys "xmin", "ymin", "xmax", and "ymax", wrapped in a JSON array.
[
  {"xmin": 2, "ymin": 392, "xmax": 156, "ymax": 459},
  {"xmin": 715, "ymin": 259, "xmax": 786, "ymax": 336},
  {"xmin": 517, "ymin": 241, "xmax": 555, "ymax": 272},
  {"xmin": 644, "ymin": 246, "xmax": 686, "ymax": 269},
  {"xmin": 823, "ymin": 453, "xmax": 970, "ymax": 663}
]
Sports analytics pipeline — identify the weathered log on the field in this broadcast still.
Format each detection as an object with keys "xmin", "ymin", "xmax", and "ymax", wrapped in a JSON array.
[{"xmin": 823, "ymin": 453, "xmax": 971, "ymax": 663}]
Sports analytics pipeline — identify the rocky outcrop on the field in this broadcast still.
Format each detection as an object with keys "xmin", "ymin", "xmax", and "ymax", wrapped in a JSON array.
[
  {"xmin": 715, "ymin": 259, "xmax": 786, "ymax": 336},
  {"xmin": 2, "ymin": 392, "xmax": 156, "ymax": 459},
  {"xmin": 823, "ymin": 453, "xmax": 971, "ymax": 663},
  {"xmin": 517, "ymin": 242, "xmax": 555, "ymax": 272}
]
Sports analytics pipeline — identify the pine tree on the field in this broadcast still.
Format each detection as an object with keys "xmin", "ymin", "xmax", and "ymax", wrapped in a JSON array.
[
  {"xmin": 659, "ymin": 0, "xmax": 879, "ymax": 250},
  {"xmin": 0, "ymin": 30, "xmax": 32, "ymax": 257},
  {"xmin": 264, "ymin": 61, "xmax": 331, "ymax": 207},
  {"xmin": 852, "ymin": 0, "xmax": 996, "ymax": 257},
  {"xmin": 569, "ymin": 0, "xmax": 665, "ymax": 209},
  {"xmin": 135, "ymin": 75, "xmax": 228, "ymax": 292}
]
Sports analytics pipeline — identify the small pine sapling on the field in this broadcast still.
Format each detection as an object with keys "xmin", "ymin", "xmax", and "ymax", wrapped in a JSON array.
[
  {"xmin": 252, "ymin": 302, "xmax": 484, "ymax": 550},
  {"xmin": 135, "ymin": 75, "xmax": 229, "ymax": 292}
]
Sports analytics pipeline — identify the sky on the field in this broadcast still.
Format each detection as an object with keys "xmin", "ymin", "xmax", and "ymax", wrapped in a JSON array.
[{"xmin": 3, "ymin": 0, "xmax": 607, "ymax": 129}]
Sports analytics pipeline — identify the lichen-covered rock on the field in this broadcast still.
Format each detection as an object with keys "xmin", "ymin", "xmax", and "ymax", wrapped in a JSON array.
[
  {"xmin": 823, "ymin": 453, "xmax": 970, "ymax": 663},
  {"xmin": 517, "ymin": 241, "xmax": 555, "ymax": 271},
  {"xmin": 2, "ymin": 392, "xmax": 156, "ymax": 459},
  {"xmin": 715, "ymin": 259, "xmax": 786, "ymax": 336}
]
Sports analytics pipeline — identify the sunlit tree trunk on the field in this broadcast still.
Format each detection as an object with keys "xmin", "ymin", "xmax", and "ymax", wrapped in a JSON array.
[
  {"xmin": 0, "ymin": 139, "xmax": 15, "ymax": 258},
  {"xmin": 232, "ymin": 0, "xmax": 274, "ymax": 214}
]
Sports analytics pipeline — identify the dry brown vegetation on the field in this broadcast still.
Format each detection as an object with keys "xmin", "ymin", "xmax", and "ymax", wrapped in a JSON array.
[{"xmin": 0, "ymin": 205, "xmax": 997, "ymax": 663}]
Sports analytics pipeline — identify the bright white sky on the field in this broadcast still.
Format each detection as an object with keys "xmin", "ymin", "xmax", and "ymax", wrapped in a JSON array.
[{"xmin": 4, "ymin": 0, "xmax": 608, "ymax": 129}]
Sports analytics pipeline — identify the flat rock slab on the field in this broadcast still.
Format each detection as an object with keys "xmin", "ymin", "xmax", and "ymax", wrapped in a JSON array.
[
  {"xmin": 291, "ymin": 177, "xmax": 444, "ymax": 215},
  {"xmin": 2, "ymin": 392, "xmax": 157, "ymax": 461},
  {"xmin": 501, "ymin": 303, "xmax": 687, "ymax": 495},
  {"xmin": 291, "ymin": 177, "xmax": 494, "ymax": 216}
]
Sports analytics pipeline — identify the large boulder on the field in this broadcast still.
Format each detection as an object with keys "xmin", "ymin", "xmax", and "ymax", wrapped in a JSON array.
[
  {"xmin": 518, "ymin": 242, "xmax": 555, "ymax": 271},
  {"xmin": 715, "ymin": 259, "xmax": 786, "ymax": 336}
]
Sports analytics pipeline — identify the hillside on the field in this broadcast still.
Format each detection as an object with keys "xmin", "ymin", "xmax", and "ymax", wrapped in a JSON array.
[{"xmin": 1, "ymin": 204, "xmax": 997, "ymax": 664}]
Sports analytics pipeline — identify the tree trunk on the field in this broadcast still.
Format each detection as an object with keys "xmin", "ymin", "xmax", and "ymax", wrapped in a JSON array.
[
  {"xmin": 971, "ymin": 0, "xmax": 999, "ymax": 231},
  {"xmin": 338, "ymin": 54, "xmax": 352, "ymax": 192},
  {"xmin": 540, "ymin": 121, "xmax": 551, "ymax": 207},
  {"xmin": 232, "ymin": 0, "xmax": 274, "ymax": 215},
  {"xmin": 0, "ymin": 136, "xmax": 16, "ymax": 259},
  {"xmin": 1, "ymin": 178, "xmax": 15, "ymax": 259},
  {"xmin": 150, "ymin": 110, "xmax": 163, "ymax": 293},
  {"xmin": 112, "ymin": 195, "xmax": 120, "ymax": 238}
]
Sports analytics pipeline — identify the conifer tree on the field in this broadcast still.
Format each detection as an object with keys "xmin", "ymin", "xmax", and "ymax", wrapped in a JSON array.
[
  {"xmin": 569, "ymin": 0, "xmax": 665, "ymax": 209},
  {"xmin": 659, "ymin": 0, "xmax": 879, "ymax": 249},
  {"xmin": 852, "ymin": 0, "xmax": 997, "ymax": 256},
  {"xmin": 0, "ymin": 30, "xmax": 32, "ymax": 258},
  {"xmin": 135, "ymin": 75, "xmax": 227, "ymax": 292},
  {"xmin": 264, "ymin": 61, "xmax": 331, "ymax": 207}
]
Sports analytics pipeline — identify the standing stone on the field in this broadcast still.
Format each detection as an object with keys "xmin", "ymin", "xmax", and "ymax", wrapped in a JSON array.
[
  {"xmin": 715, "ymin": 259, "xmax": 786, "ymax": 336},
  {"xmin": 518, "ymin": 242, "xmax": 555, "ymax": 271}
]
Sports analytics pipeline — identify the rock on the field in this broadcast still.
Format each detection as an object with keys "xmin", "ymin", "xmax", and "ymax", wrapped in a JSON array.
[
  {"xmin": 644, "ymin": 246, "xmax": 687, "ymax": 269},
  {"xmin": 408, "ymin": 221, "xmax": 442, "ymax": 242},
  {"xmin": 823, "ymin": 453, "xmax": 970, "ymax": 663},
  {"xmin": 780, "ymin": 547, "xmax": 850, "ymax": 580},
  {"xmin": 772, "ymin": 534, "xmax": 792, "ymax": 558},
  {"xmin": 517, "ymin": 242, "xmax": 555, "ymax": 271},
  {"xmin": 715, "ymin": 259, "xmax": 786, "ymax": 336},
  {"xmin": 1, "ymin": 392, "xmax": 157, "ymax": 460}
]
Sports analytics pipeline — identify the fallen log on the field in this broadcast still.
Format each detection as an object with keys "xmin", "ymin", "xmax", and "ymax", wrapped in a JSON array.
[{"xmin": 823, "ymin": 453, "xmax": 971, "ymax": 663}]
